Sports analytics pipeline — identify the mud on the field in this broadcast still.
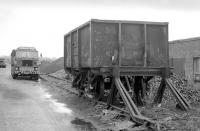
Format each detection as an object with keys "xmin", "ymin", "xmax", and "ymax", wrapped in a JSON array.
[
  {"xmin": 71, "ymin": 117, "xmax": 97, "ymax": 131},
  {"xmin": 0, "ymin": 84, "xmax": 28, "ymax": 100}
]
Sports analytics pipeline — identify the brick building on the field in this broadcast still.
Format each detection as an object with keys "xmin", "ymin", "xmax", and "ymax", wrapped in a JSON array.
[{"xmin": 169, "ymin": 37, "xmax": 200, "ymax": 84}]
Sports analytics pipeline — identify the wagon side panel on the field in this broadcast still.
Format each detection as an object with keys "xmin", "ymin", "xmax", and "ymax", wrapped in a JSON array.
[
  {"xmin": 92, "ymin": 22, "xmax": 118, "ymax": 67},
  {"xmin": 64, "ymin": 35, "xmax": 71, "ymax": 68},
  {"xmin": 121, "ymin": 24, "xmax": 145, "ymax": 66},
  {"xmin": 79, "ymin": 25, "xmax": 91, "ymax": 67},
  {"xmin": 146, "ymin": 25, "xmax": 168, "ymax": 67},
  {"xmin": 72, "ymin": 31, "xmax": 79, "ymax": 68}
]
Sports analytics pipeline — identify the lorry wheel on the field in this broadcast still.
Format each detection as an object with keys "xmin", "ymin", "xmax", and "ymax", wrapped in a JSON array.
[
  {"xmin": 30, "ymin": 75, "xmax": 33, "ymax": 80},
  {"xmin": 35, "ymin": 76, "xmax": 39, "ymax": 80},
  {"xmin": 33, "ymin": 75, "xmax": 39, "ymax": 80},
  {"xmin": 12, "ymin": 74, "xmax": 17, "ymax": 79}
]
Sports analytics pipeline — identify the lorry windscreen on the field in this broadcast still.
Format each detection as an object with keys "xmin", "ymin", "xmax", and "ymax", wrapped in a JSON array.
[
  {"xmin": 0, "ymin": 60, "xmax": 5, "ymax": 63},
  {"xmin": 16, "ymin": 51, "xmax": 38, "ymax": 59},
  {"xmin": 22, "ymin": 60, "xmax": 33, "ymax": 66}
]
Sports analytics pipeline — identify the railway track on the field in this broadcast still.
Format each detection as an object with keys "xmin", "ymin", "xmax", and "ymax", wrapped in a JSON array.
[
  {"xmin": 41, "ymin": 74, "xmax": 193, "ymax": 130},
  {"xmin": 40, "ymin": 75, "xmax": 76, "ymax": 94},
  {"xmin": 40, "ymin": 74, "xmax": 129, "ymax": 113},
  {"xmin": 40, "ymin": 74, "xmax": 161, "ymax": 131}
]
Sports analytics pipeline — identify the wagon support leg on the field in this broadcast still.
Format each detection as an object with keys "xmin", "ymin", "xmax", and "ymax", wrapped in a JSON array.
[
  {"xmin": 153, "ymin": 67, "xmax": 169, "ymax": 105},
  {"xmin": 96, "ymin": 76, "xmax": 105, "ymax": 101},
  {"xmin": 153, "ymin": 78, "xmax": 166, "ymax": 104},
  {"xmin": 110, "ymin": 65, "xmax": 159, "ymax": 129},
  {"xmin": 153, "ymin": 67, "xmax": 191, "ymax": 111},
  {"xmin": 107, "ymin": 78, "xmax": 116, "ymax": 108}
]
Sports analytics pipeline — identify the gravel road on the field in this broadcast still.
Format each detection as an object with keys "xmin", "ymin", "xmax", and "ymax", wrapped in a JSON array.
[{"xmin": 0, "ymin": 66, "xmax": 97, "ymax": 131}]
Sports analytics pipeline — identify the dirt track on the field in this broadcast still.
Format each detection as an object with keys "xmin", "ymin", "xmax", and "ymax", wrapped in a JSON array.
[
  {"xmin": 42, "ymin": 70, "xmax": 200, "ymax": 131},
  {"xmin": 0, "ymin": 66, "xmax": 99, "ymax": 131}
]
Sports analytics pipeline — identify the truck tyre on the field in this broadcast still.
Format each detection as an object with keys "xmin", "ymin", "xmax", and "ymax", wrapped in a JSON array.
[
  {"xmin": 32, "ymin": 74, "xmax": 39, "ymax": 80},
  {"xmin": 35, "ymin": 75, "xmax": 39, "ymax": 80},
  {"xmin": 12, "ymin": 74, "xmax": 17, "ymax": 79}
]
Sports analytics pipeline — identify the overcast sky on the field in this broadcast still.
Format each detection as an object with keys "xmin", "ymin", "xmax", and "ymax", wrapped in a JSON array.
[{"xmin": 1, "ymin": 0, "xmax": 200, "ymax": 58}]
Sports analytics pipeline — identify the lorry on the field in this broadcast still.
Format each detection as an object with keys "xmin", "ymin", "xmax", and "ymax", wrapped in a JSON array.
[
  {"xmin": 11, "ymin": 47, "xmax": 40, "ymax": 80},
  {"xmin": 0, "ymin": 58, "xmax": 6, "ymax": 68}
]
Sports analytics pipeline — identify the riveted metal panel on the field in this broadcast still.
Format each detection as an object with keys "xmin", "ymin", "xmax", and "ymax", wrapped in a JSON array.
[
  {"xmin": 146, "ymin": 25, "xmax": 168, "ymax": 67},
  {"xmin": 121, "ymin": 24, "xmax": 145, "ymax": 66},
  {"xmin": 64, "ymin": 19, "xmax": 168, "ymax": 70},
  {"xmin": 79, "ymin": 25, "xmax": 91, "ymax": 67},
  {"xmin": 64, "ymin": 35, "xmax": 71, "ymax": 67},
  {"xmin": 71, "ymin": 31, "xmax": 78, "ymax": 67},
  {"xmin": 92, "ymin": 22, "xmax": 118, "ymax": 67}
]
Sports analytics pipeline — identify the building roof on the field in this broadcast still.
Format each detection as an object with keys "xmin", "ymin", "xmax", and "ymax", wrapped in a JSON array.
[{"xmin": 169, "ymin": 36, "xmax": 200, "ymax": 44}]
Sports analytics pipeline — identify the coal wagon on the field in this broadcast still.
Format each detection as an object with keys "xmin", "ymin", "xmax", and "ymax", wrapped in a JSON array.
[
  {"xmin": 65, "ymin": 19, "xmax": 169, "ymax": 70},
  {"xmin": 64, "ymin": 19, "xmax": 190, "ymax": 127}
]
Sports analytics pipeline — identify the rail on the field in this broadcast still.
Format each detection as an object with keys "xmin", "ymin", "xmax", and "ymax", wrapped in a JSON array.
[
  {"xmin": 40, "ymin": 74, "xmax": 161, "ymax": 130},
  {"xmin": 114, "ymin": 77, "xmax": 159, "ymax": 129},
  {"xmin": 41, "ymin": 73, "xmax": 192, "ymax": 130},
  {"xmin": 165, "ymin": 78, "xmax": 191, "ymax": 111}
]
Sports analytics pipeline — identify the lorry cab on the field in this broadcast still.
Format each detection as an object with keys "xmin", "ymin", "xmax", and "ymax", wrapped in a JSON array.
[
  {"xmin": 11, "ymin": 47, "xmax": 40, "ymax": 80},
  {"xmin": 0, "ymin": 58, "xmax": 6, "ymax": 68}
]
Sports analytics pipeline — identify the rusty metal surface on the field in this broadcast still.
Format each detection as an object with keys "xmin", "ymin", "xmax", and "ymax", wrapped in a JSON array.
[
  {"xmin": 64, "ymin": 35, "xmax": 71, "ymax": 67},
  {"xmin": 146, "ymin": 25, "xmax": 168, "ymax": 67},
  {"xmin": 119, "ymin": 66, "xmax": 162, "ymax": 76},
  {"xmin": 121, "ymin": 24, "xmax": 145, "ymax": 66},
  {"xmin": 79, "ymin": 25, "xmax": 90, "ymax": 67},
  {"xmin": 64, "ymin": 19, "xmax": 168, "ymax": 70},
  {"xmin": 92, "ymin": 22, "xmax": 118, "ymax": 67},
  {"xmin": 72, "ymin": 32, "xmax": 78, "ymax": 67},
  {"xmin": 91, "ymin": 19, "xmax": 167, "ymax": 25}
]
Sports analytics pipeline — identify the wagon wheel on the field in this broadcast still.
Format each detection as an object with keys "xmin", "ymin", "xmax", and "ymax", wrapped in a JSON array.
[{"xmin": 94, "ymin": 77, "xmax": 105, "ymax": 101}]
